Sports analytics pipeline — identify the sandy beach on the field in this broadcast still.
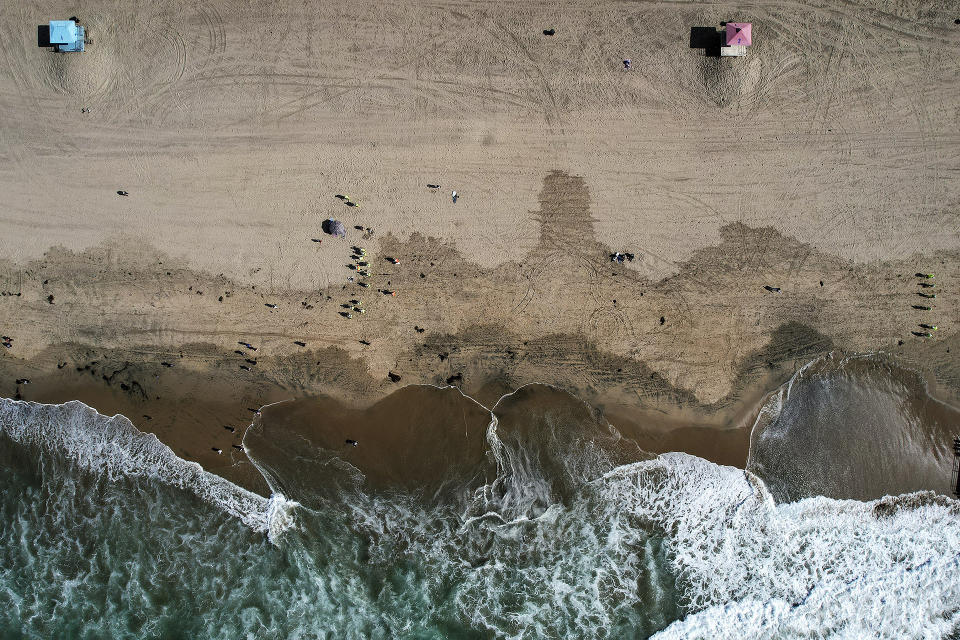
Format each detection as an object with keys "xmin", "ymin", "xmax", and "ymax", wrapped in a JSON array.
[{"xmin": 1, "ymin": 0, "xmax": 959, "ymax": 486}]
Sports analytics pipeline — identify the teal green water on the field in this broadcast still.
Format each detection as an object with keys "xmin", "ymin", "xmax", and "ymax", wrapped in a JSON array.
[{"xmin": 1, "ymin": 354, "xmax": 960, "ymax": 639}]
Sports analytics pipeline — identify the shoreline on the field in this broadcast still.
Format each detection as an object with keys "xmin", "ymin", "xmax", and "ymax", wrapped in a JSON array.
[
  {"xmin": 8, "ymin": 348, "xmax": 958, "ymax": 502},
  {"xmin": 0, "ymin": 355, "xmax": 848, "ymax": 493}
]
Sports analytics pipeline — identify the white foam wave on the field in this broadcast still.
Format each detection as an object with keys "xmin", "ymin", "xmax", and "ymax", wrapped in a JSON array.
[
  {"xmin": 0, "ymin": 399, "xmax": 297, "ymax": 543},
  {"xmin": 596, "ymin": 453, "xmax": 960, "ymax": 638}
]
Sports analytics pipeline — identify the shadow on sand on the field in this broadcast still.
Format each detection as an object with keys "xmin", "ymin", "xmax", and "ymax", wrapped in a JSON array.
[{"xmin": 690, "ymin": 26, "xmax": 722, "ymax": 57}]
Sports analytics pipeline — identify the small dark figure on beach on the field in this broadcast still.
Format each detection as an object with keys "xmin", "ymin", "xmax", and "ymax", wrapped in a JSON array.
[
  {"xmin": 212, "ymin": 447, "xmax": 222, "ymax": 454},
  {"xmin": 625, "ymin": 253, "xmax": 635, "ymax": 261},
  {"xmin": 117, "ymin": 190, "xmax": 129, "ymax": 196},
  {"xmin": 47, "ymin": 294, "xmax": 54, "ymax": 304},
  {"xmin": 234, "ymin": 350, "xmax": 244, "ymax": 355},
  {"xmin": 239, "ymin": 365, "xmax": 250, "ymax": 371},
  {"xmin": 913, "ymin": 305, "xmax": 932, "ymax": 310},
  {"xmin": 359, "ymin": 339, "xmax": 371, "ymax": 345},
  {"xmin": 916, "ymin": 273, "xmax": 934, "ymax": 279},
  {"xmin": 232, "ymin": 444, "xmax": 243, "ymax": 450},
  {"xmin": 660, "ymin": 316, "xmax": 665, "ymax": 325},
  {"xmin": 247, "ymin": 408, "xmax": 260, "ymax": 414},
  {"xmin": 265, "ymin": 303, "xmax": 278, "ymax": 308},
  {"xmin": 918, "ymin": 282, "xmax": 935, "ymax": 288},
  {"xmin": 143, "ymin": 415, "xmax": 152, "ymax": 420},
  {"xmin": 335, "ymin": 194, "xmax": 347, "ymax": 200},
  {"xmin": 918, "ymin": 292, "xmax": 936, "ymax": 299},
  {"xmin": 764, "ymin": 286, "xmax": 782, "ymax": 293},
  {"xmin": 311, "ymin": 238, "xmax": 322, "ymax": 243},
  {"xmin": 15, "ymin": 379, "xmax": 30, "ymax": 384},
  {"xmin": 388, "ymin": 372, "xmax": 402, "ymax": 382},
  {"xmin": 224, "ymin": 425, "xmax": 236, "ymax": 432},
  {"xmin": 345, "ymin": 439, "xmax": 358, "ymax": 446},
  {"xmin": 623, "ymin": 59, "xmax": 631, "ymax": 69},
  {"xmin": 543, "ymin": 28, "xmax": 556, "ymax": 35},
  {"xmin": 245, "ymin": 359, "xmax": 257, "ymax": 365},
  {"xmin": 427, "ymin": 184, "xmax": 440, "ymax": 189},
  {"xmin": 161, "ymin": 362, "xmax": 173, "ymax": 367},
  {"xmin": 294, "ymin": 341, "xmax": 306, "ymax": 346},
  {"xmin": 912, "ymin": 331, "xmax": 933, "ymax": 338}
]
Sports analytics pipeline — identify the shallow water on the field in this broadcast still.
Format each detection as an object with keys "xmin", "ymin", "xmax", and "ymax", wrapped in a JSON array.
[
  {"xmin": 748, "ymin": 352, "xmax": 959, "ymax": 502},
  {"xmin": 1, "ymin": 353, "xmax": 959, "ymax": 638}
]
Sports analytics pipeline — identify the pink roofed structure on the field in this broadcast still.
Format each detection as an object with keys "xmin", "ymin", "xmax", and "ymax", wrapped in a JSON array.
[{"xmin": 725, "ymin": 23, "xmax": 752, "ymax": 46}]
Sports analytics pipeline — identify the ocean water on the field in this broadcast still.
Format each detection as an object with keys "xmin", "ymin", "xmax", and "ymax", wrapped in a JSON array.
[{"xmin": 1, "ymin": 354, "xmax": 959, "ymax": 639}]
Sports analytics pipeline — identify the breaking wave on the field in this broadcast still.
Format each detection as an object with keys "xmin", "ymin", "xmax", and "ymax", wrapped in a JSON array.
[
  {"xmin": 0, "ymin": 399, "xmax": 297, "ymax": 541},
  {"xmin": 0, "ymin": 354, "xmax": 958, "ymax": 638}
]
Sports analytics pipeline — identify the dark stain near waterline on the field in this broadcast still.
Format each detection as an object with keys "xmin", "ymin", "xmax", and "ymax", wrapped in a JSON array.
[
  {"xmin": 534, "ymin": 170, "xmax": 603, "ymax": 256},
  {"xmin": 406, "ymin": 320, "xmax": 834, "ymax": 417},
  {"xmin": 736, "ymin": 322, "xmax": 834, "ymax": 378},
  {"xmin": 4, "ymin": 169, "xmax": 960, "ymax": 433}
]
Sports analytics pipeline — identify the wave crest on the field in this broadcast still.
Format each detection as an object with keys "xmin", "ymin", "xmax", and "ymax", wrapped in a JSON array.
[{"xmin": 0, "ymin": 398, "xmax": 296, "ymax": 543}]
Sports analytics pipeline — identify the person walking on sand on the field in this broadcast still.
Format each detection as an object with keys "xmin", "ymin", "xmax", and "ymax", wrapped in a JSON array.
[{"xmin": 452, "ymin": 190, "xmax": 458, "ymax": 203}]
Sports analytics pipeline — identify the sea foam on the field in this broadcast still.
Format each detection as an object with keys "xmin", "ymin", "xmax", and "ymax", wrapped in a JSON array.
[
  {"xmin": 601, "ymin": 453, "xmax": 960, "ymax": 638},
  {"xmin": 0, "ymin": 398, "xmax": 297, "ymax": 543}
]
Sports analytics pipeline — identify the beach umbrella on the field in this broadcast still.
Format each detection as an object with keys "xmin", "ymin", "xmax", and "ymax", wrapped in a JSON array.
[{"xmin": 323, "ymin": 219, "xmax": 346, "ymax": 238}]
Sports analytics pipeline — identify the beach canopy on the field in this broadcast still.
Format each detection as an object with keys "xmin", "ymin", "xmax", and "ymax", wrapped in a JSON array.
[
  {"xmin": 726, "ymin": 22, "xmax": 752, "ymax": 46},
  {"xmin": 50, "ymin": 20, "xmax": 79, "ymax": 45},
  {"xmin": 323, "ymin": 218, "xmax": 346, "ymax": 237}
]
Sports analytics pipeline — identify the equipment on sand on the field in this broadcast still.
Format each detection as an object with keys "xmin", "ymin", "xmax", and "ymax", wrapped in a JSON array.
[{"xmin": 323, "ymin": 219, "xmax": 346, "ymax": 238}]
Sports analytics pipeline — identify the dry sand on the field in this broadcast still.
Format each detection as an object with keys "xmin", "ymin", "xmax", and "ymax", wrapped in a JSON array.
[{"xmin": 1, "ymin": 0, "xmax": 959, "ymax": 485}]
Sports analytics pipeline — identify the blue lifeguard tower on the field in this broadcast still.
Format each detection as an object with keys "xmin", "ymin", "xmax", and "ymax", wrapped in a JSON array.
[{"xmin": 49, "ymin": 19, "xmax": 85, "ymax": 52}]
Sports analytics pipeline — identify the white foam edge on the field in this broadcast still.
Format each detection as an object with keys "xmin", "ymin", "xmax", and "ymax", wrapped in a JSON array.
[
  {"xmin": 599, "ymin": 453, "xmax": 960, "ymax": 639},
  {"xmin": 0, "ymin": 398, "xmax": 298, "ymax": 544}
]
